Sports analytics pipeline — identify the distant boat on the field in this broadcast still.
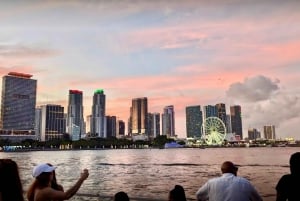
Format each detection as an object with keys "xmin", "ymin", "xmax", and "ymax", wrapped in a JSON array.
[{"xmin": 164, "ymin": 142, "xmax": 184, "ymax": 149}]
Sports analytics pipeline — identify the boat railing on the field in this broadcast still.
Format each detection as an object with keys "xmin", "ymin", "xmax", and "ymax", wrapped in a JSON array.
[{"xmin": 75, "ymin": 193, "xmax": 197, "ymax": 201}]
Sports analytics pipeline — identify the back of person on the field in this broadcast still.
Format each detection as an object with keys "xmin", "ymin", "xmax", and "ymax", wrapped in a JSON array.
[{"xmin": 114, "ymin": 191, "xmax": 129, "ymax": 201}]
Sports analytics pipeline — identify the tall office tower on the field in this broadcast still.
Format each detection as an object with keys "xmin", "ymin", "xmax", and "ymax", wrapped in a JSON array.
[
  {"xmin": 148, "ymin": 113, "xmax": 160, "ymax": 138},
  {"xmin": 131, "ymin": 97, "xmax": 148, "ymax": 135},
  {"xmin": 203, "ymin": 105, "xmax": 217, "ymax": 120},
  {"xmin": 216, "ymin": 103, "xmax": 227, "ymax": 127},
  {"xmin": 186, "ymin": 105, "xmax": 203, "ymax": 138},
  {"xmin": 35, "ymin": 108, "xmax": 42, "ymax": 140},
  {"xmin": 106, "ymin": 115, "xmax": 116, "ymax": 138},
  {"xmin": 86, "ymin": 115, "xmax": 92, "ymax": 135},
  {"xmin": 117, "ymin": 120, "xmax": 125, "ymax": 138},
  {"xmin": 91, "ymin": 89, "xmax": 106, "ymax": 138},
  {"xmin": 226, "ymin": 114, "xmax": 232, "ymax": 134},
  {"xmin": 67, "ymin": 89, "xmax": 84, "ymax": 141},
  {"xmin": 230, "ymin": 105, "xmax": 243, "ymax": 139},
  {"xmin": 248, "ymin": 128, "xmax": 261, "ymax": 140},
  {"xmin": 264, "ymin": 125, "xmax": 276, "ymax": 140},
  {"xmin": 40, "ymin": 104, "xmax": 65, "ymax": 141},
  {"xmin": 162, "ymin": 105, "xmax": 175, "ymax": 137},
  {"xmin": 128, "ymin": 107, "xmax": 132, "ymax": 136},
  {"xmin": 1, "ymin": 72, "xmax": 37, "ymax": 131}
]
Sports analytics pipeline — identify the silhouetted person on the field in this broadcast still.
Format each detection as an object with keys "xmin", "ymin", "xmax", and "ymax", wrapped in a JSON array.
[
  {"xmin": 114, "ymin": 191, "xmax": 129, "ymax": 201},
  {"xmin": 196, "ymin": 161, "xmax": 262, "ymax": 201},
  {"xmin": 0, "ymin": 159, "xmax": 24, "ymax": 201},
  {"xmin": 169, "ymin": 185, "xmax": 187, "ymax": 201},
  {"xmin": 276, "ymin": 152, "xmax": 300, "ymax": 201}
]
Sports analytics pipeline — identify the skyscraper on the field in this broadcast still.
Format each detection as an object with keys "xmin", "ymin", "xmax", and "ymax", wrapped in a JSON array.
[
  {"xmin": 264, "ymin": 125, "xmax": 276, "ymax": 140},
  {"xmin": 230, "ymin": 105, "xmax": 243, "ymax": 139},
  {"xmin": 40, "ymin": 104, "xmax": 65, "ymax": 141},
  {"xmin": 203, "ymin": 105, "xmax": 217, "ymax": 120},
  {"xmin": 216, "ymin": 103, "xmax": 227, "ymax": 127},
  {"xmin": 106, "ymin": 115, "xmax": 116, "ymax": 138},
  {"xmin": 117, "ymin": 120, "xmax": 125, "ymax": 138},
  {"xmin": 148, "ymin": 112, "xmax": 160, "ymax": 138},
  {"xmin": 67, "ymin": 89, "xmax": 84, "ymax": 141},
  {"xmin": 1, "ymin": 72, "xmax": 37, "ymax": 131},
  {"xmin": 91, "ymin": 89, "xmax": 106, "ymax": 138},
  {"xmin": 162, "ymin": 105, "xmax": 175, "ymax": 137},
  {"xmin": 131, "ymin": 97, "xmax": 148, "ymax": 135},
  {"xmin": 248, "ymin": 128, "xmax": 261, "ymax": 140},
  {"xmin": 186, "ymin": 105, "xmax": 203, "ymax": 138}
]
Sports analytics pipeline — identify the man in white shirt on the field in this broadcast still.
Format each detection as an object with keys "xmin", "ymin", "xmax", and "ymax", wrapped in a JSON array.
[{"xmin": 196, "ymin": 161, "xmax": 262, "ymax": 201}]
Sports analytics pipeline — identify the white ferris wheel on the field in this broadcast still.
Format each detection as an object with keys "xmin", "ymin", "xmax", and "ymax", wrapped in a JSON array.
[{"xmin": 202, "ymin": 117, "xmax": 226, "ymax": 145}]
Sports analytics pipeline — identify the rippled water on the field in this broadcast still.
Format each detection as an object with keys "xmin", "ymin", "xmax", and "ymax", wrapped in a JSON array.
[{"xmin": 0, "ymin": 147, "xmax": 297, "ymax": 201}]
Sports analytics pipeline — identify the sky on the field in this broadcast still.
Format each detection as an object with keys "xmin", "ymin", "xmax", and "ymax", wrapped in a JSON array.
[{"xmin": 0, "ymin": 0, "xmax": 300, "ymax": 139}]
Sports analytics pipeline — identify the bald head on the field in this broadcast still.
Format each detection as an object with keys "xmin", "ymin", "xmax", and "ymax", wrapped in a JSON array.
[{"xmin": 221, "ymin": 161, "xmax": 238, "ymax": 175}]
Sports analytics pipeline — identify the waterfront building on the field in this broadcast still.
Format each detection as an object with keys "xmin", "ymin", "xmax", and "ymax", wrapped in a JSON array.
[
  {"xmin": 226, "ymin": 114, "xmax": 232, "ymax": 134},
  {"xmin": 248, "ymin": 128, "xmax": 261, "ymax": 140},
  {"xmin": 86, "ymin": 115, "xmax": 92, "ymax": 135},
  {"xmin": 264, "ymin": 125, "xmax": 276, "ymax": 140},
  {"xmin": 230, "ymin": 105, "xmax": 243, "ymax": 139},
  {"xmin": 35, "ymin": 108, "xmax": 42, "ymax": 140},
  {"xmin": 162, "ymin": 105, "xmax": 175, "ymax": 137},
  {"xmin": 67, "ymin": 89, "xmax": 84, "ymax": 141},
  {"xmin": 186, "ymin": 105, "xmax": 203, "ymax": 138},
  {"xmin": 203, "ymin": 105, "xmax": 217, "ymax": 119},
  {"xmin": 131, "ymin": 97, "xmax": 148, "ymax": 135},
  {"xmin": 91, "ymin": 89, "xmax": 106, "ymax": 138},
  {"xmin": 117, "ymin": 120, "xmax": 125, "ymax": 138},
  {"xmin": 148, "ymin": 112, "xmax": 160, "ymax": 138},
  {"xmin": 216, "ymin": 103, "xmax": 227, "ymax": 127},
  {"xmin": 1, "ymin": 72, "xmax": 37, "ymax": 131},
  {"xmin": 106, "ymin": 115, "xmax": 116, "ymax": 138},
  {"xmin": 40, "ymin": 104, "xmax": 65, "ymax": 141}
]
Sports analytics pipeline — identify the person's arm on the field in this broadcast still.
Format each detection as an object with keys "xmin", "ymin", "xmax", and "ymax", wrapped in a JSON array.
[
  {"xmin": 196, "ymin": 182, "xmax": 209, "ymax": 201},
  {"xmin": 46, "ymin": 169, "xmax": 89, "ymax": 200}
]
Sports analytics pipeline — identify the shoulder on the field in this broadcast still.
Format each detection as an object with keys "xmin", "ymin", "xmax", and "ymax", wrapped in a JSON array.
[{"xmin": 276, "ymin": 174, "xmax": 292, "ymax": 189}]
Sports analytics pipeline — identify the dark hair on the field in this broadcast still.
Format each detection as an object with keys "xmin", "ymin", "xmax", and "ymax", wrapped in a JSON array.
[
  {"xmin": 290, "ymin": 152, "xmax": 300, "ymax": 175},
  {"xmin": 169, "ymin": 185, "xmax": 187, "ymax": 201},
  {"xmin": 0, "ymin": 159, "xmax": 25, "ymax": 201},
  {"xmin": 27, "ymin": 172, "xmax": 52, "ymax": 201},
  {"xmin": 47, "ymin": 163, "xmax": 63, "ymax": 191},
  {"xmin": 114, "ymin": 191, "xmax": 130, "ymax": 201}
]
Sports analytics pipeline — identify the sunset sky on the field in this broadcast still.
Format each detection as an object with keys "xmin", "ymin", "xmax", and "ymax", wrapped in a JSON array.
[{"xmin": 0, "ymin": 0, "xmax": 300, "ymax": 139}]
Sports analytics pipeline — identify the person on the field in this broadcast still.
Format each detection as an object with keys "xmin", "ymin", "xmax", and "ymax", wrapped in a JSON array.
[
  {"xmin": 47, "ymin": 163, "xmax": 64, "ymax": 192},
  {"xmin": 196, "ymin": 161, "xmax": 262, "ymax": 201},
  {"xmin": 27, "ymin": 163, "xmax": 89, "ymax": 201},
  {"xmin": 114, "ymin": 191, "xmax": 130, "ymax": 201},
  {"xmin": 169, "ymin": 185, "xmax": 187, "ymax": 201},
  {"xmin": 276, "ymin": 152, "xmax": 300, "ymax": 201},
  {"xmin": 0, "ymin": 159, "xmax": 25, "ymax": 201}
]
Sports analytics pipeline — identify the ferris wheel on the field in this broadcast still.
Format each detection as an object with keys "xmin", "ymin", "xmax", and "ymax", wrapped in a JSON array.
[{"xmin": 202, "ymin": 117, "xmax": 226, "ymax": 145}]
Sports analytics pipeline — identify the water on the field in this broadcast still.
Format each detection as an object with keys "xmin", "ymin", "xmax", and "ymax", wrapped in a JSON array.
[{"xmin": 1, "ymin": 147, "xmax": 298, "ymax": 201}]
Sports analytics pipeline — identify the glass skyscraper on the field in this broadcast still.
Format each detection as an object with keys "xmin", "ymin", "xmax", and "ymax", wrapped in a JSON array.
[
  {"xmin": 131, "ymin": 97, "xmax": 148, "ymax": 135},
  {"xmin": 162, "ymin": 105, "xmax": 175, "ymax": 137},
  {"xmin": 67, "ymin": 89, "xmax": 84, "ymax": 141},
  {"xmin": 186, "ymin": 105, "xmax": 203, "ymax": 138},
  {"xmin": 230, "ymin": 105, "xmax": 243, "ymax": 139},
  {"xmin": 1, "ymin": 72, "xmax": 37, "ymax": 130},
  {"xmin": 91, "ymin": 89, "xmax": 106, "ymax": 138}
]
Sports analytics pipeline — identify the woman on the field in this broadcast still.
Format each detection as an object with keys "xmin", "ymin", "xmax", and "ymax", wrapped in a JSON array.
[
  {"xmin": 0, "ymin": 159, "xmax": 24, "ymax": 201},
  {"xmin": 169, "ymin": 185, "xmax": 187, "ymax": 201},
  {"xmin": 47, "ymin": 163, "xmax": 64, "ymax": 192},
  {"xmin": 27, "ymin": 163, "xmax": 89, "ymax": 201}
]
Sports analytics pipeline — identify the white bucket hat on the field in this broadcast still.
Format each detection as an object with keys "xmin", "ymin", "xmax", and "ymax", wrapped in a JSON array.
[{"xmin": 32, "ymin": 163, "xmax": 56, "ymax": 178}]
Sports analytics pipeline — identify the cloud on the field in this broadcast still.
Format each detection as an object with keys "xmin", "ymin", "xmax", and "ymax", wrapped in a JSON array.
[
  {"xmin": 226, "ymin": 75, "xmax": 280, "ymax": 102},
  {"xmin": 0, "ymin": 44, "xmax": 59, "ymax": 58}
]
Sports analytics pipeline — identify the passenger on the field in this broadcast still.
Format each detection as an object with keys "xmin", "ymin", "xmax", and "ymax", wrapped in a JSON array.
[
  {"xmin": 169, "ymin": 185, "xmax": 187, "ymax": 201},
  {"xmin": 276, "ymin": 152, "xmax": 300, "ymax": 201},
  {"xmin": 114, "ymin": 191, "xmax": 130, "ymax": 201},
  {"xmin": 47, "ymin": 163, "xmax": 64, "ymax": 192},
  {"xmin": 0, "ymin": 159, "xmax": 25, "ymax": 201},
  {"xmin": 196, "ymin": 161, "xmax": 262, "ymax": 201},
  {"xmin": 27, "ymin": 163, "xmax": 89, "ymax": 201}
]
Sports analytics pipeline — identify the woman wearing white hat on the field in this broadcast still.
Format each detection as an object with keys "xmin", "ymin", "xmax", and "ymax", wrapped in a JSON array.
[{"xmin": 27, "ymin": 163, "xmax": 89, "ymax": 201}]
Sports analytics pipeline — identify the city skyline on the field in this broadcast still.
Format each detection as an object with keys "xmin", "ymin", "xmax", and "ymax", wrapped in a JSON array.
[{"xmin": 0, "ymin": 1, "xmax": 300, "ymax": 139}]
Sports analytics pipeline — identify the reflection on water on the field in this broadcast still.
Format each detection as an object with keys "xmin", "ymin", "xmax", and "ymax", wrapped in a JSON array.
[{"xmin": 0, "ymin": 147, "xmax": 297, "ymax": 201}]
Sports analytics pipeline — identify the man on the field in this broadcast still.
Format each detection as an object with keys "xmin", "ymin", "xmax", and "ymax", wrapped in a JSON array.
[
  {"xmin": 196, "ymin": 161, "xmax": 262, "ymax": 201},
  {"xmin": 276, "ymin": 152, "xmax": 300, "ymax": 201}
]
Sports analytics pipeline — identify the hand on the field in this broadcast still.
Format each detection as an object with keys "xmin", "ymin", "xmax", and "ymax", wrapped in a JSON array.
[{"xmin": 80, "ymin": 169, "xmax": 89, "ymax": 180}]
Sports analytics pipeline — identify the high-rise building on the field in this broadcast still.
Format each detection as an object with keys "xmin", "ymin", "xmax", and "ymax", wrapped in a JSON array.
[
  {"xmin": 117, "ymin": 120, "xmax": 125, "ymax": 138},
  {"xmin": 1, "ymin": 72, "xmax": 37, "ymax": 131},
  {"xmin": 40, "ymin": 104, "xmax": 65, "ymax": 141},
  {"xmin": 91, "ymin": 89, "xmax": 106, "ymax": 138},
  {"xmin": 131, "ymin": 97, "xmax": 148, "ymax": 135},
  {"xmin": 67, "ymin": 89, "xmax": 84, "ymax": 141},
  {"xmin": 106, "ymin": 115, "xmax": 116, "ymax": 138},
  {"xmin": 162, "ymin": 105, "xmax": 175, "ymax": 137},
  {"xmin": 226, "ymin": 114, "xmax": 232, "ymax": 134},
  {"xmin": 186, "ymin": 105, "xmax": 203, "ymax": 138},
  {"xmin": 203, "ymin": 105, "xmax": 217, "ymax": 120},
  {"xmin": 230, "ymin": 105, "xmax": 243, "ymax": 139},
  {"xmin": 264, "ymin": 125, "xmax": 276, "ymax": 140},
  {"xmin": 148, "ymin": 112, "xmax": 160, "ymax": 138},
  {"xmin": 86, "ymin": 115, "xmax": 92, "ymax": 135},
  {"xmin": 248, "ymin": 128, "xmax": 261, "ymax": 140},
  {"xmin": 216, "ymin": 103, "xmax": 227, "ymax": 127}
]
